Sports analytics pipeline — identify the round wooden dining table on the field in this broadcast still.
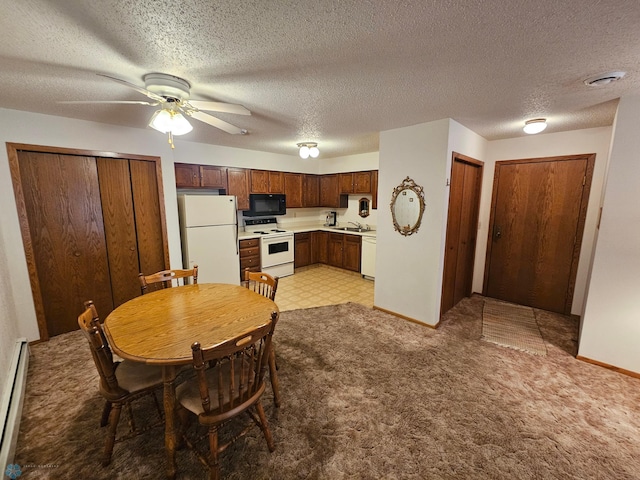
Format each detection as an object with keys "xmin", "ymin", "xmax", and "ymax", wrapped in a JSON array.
[{"xmin": 103, "ymin": 283, "xmax": 278, "ymax": 479}]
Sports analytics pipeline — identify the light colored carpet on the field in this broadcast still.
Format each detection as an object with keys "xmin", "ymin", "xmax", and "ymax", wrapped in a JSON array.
[
  {"xmin": 13, "ymin": 297, "xmax": 640, "ymax": 479},
  {"xmin": 482, "ymin": 298, "xmax": 548, "ymax": 356}
]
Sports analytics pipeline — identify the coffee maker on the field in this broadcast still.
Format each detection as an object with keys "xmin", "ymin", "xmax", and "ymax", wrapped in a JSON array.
[{"xmin": 325, "ymin": 211, "xmax": 337, "ymax": 226}]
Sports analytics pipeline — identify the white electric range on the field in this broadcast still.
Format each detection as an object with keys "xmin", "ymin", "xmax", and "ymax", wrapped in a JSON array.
[{"xmin": 243, "ymin": 217, "xmax": 294, "ymax": 277}]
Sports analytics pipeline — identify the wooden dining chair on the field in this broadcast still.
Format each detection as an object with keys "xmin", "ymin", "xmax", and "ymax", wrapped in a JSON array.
[
  {"xmin": 243, "ymin": 268, "xmax": 281, "ymax": 407},
  {"xmin": 139, "ymin": 264, "xmax": 198, "ymax": 294},
  {"xmin": 176, "ymin": 311, "xmax": 279, "ymax": 480},
  {"xmin": 78, "ymin": 300, "xmax": 164, "ymax": 466}
]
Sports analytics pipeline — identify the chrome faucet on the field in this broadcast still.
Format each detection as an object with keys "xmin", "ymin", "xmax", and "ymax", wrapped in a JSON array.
[{"xmin": 348, "ymin": 221, "xmax": 363, "ymax": 229}]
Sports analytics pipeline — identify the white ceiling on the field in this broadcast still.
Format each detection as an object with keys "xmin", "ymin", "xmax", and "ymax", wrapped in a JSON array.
[{"xmin": 2, "ymin": 0, "xmax": 639, "ymax": 158}]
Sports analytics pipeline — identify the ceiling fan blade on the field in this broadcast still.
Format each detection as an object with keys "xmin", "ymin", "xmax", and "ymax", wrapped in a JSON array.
[
  {"xmin": 97, "ymin": 73, "xmax": 166, "ymax": 102},
  {"xmin": 189, "ymin": 110, "xmax": 246, "ymax": 135},
  {"xmin": 59, "ymin": 100, "xmax": 158, "ymax": 106},
  {"xmin": 187, "ymin": 100, "xmax": 251, "ymax": 116}
]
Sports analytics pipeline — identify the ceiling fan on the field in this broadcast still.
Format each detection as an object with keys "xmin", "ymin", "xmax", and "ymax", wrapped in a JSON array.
[{"xmin": 62, "ymin": 73, "xmax": 251, "ymax": 147}]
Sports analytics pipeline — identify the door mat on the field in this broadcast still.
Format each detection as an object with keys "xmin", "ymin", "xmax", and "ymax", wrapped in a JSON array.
[{"xmin": 481, "ymin": 299, "xmax": 547, "ymax": 356}]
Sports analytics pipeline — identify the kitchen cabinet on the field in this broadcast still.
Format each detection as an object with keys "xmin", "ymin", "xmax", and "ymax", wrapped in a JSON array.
[
  {"xmin": 251, "ymin": 169, "xmax": 284, "ymax": 194},
  {"xmin": 303, "ymin": 174, "xmax": 320, "ymax": 207},
  {"xmin": 314, "ymin": 230, "xmax": 328, "ymax": 264},
  {"xmin": 327, "ymin": 233, "xmax": 344, "ymax": 268},
  {"xmin": 174, "ymin": 162, "xmax": 378, "ymax": 210},
  {"xmin": 175, "ymin": 163, "xmax": 200, "ymax": 188},
  {"xmin": 294, "ymin": 232, "xmax": 311, "ymax": 267},
  {"xmin": 320, "ymin": 174, "xmax": 348, "ymax": 208},
  {"xmin": 343, "ymin": 234, "xmax": 362, "ymax": 272},
  {"xmin": 175, "ymin": 163, "xmax": 227, "ymax": 189},
  {"xmin": 227, "ymin": 168, "xmax": 250, "ymax": 211},
  {"xmin": 239, "ymin": 238, "xmax": 261, "ymax": 277},
  {"xmin": 284, "ymin": 173, "xmax": 303, "ymax": 208},
  {"xmin": 200, "ymin": 165, "xmax": 227, "ymax": 188},
  {"xmin": 340, "ymin": 171, "xmax": 372, "ymax": 194},
  {"xmin": 326, "ymin": 232, "xmax": 361, "ymax": 272}
]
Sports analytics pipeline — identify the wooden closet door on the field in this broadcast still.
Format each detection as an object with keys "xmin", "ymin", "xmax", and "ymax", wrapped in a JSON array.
[
  {"xmin": 18, "ymin": 151, "xmax": 113, "ymax": 336},
  {"xmin": 97, "ymin": 158, "xmax": 140, "ymax": 306},
  {"xmin": 97, "ymin": 158, "xmax": 166, "ymax": 307},
  {"xmin": 441, "ymin": 154, "xmax": 483, "ymax": 314},
  {"xmin": 129, "ymin": 159, "xmax": 166, "ymax": 277}
]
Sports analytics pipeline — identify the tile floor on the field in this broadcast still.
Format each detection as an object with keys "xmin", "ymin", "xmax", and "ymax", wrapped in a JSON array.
[{"xmin": 276, "ymin": 264, "xmax": 374, "ymax": 311}]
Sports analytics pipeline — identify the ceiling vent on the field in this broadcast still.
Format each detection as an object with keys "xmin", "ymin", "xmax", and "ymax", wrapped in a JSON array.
[{"xmin": 583, "ymin": 71, "xmax": 626, "ymax": 87}]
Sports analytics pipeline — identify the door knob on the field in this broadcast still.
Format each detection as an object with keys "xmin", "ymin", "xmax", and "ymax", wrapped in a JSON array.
[{"xmin": 494, "ymin": 226, "xmax": 502, "ymax": 240}]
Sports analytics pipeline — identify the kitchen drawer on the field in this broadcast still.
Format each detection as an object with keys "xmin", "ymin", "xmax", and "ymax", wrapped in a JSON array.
[
  {"xmin": 240, "ymin": 255, "xmax": 260, "ymax": 270},
  {"xmin": 239, "ymin": 238, "xmax": 260, "ymax": 248},
  {"xmin": 240, "ymin": 246, "xmax": 260, "ymax": 258}
]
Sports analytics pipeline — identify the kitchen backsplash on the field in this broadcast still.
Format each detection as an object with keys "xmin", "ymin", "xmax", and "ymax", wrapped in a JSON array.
[{"xmin": 277, "ymin": 195, "xmax": 377, "ymax": 229}]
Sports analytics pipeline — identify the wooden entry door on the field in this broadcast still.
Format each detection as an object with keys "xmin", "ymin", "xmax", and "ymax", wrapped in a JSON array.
[
  {"xmin": 441, "ymin": 153, "xmax": 483, "ymax": 314},
  {"xmin": 483, "ymin": 154, "xmax": 595, "ymax": 314}
]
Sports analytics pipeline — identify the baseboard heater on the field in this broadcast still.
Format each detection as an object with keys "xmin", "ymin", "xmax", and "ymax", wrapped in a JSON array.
[{"xmin": 0, "ymin": 339, "xmax": 29, "ymax": 473}]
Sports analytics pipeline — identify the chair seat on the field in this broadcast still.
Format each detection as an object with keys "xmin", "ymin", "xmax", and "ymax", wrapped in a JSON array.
[
  {"xmin": 176, "ymin": 359, "xmax": 254, "ymax": 416},
  {"xmin": 115, "ymin": 361, "xmax": 164, "ymax": 393}
]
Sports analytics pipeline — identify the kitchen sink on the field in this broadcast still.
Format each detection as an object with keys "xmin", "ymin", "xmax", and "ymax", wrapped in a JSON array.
[{"xmin": 330, "ymin": 226, "xmax": 374, "ymax": 233}]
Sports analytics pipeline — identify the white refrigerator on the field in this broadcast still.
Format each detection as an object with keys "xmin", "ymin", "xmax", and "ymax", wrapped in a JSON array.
[{"xmin": 177, "ymin": 194, "xmax": 240, "ymax": 285}]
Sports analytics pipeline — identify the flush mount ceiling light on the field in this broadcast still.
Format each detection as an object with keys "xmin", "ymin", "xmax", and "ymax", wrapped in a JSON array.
[
  {"xmin": 523, "ymin": 118, "xmax": 547, "ymax": 134},
  {"xmin": 583, "ymin": 71, "xmax": 626, "ymax": 87},
  {"xmin": 297, "ymin": 142, "xmax": 319, "ymax": 159}
]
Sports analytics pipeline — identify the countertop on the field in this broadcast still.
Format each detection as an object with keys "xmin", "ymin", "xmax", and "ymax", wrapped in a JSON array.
[{"xmin": 238, "ymin": 223, "xmax": 376, "ymax": 240}]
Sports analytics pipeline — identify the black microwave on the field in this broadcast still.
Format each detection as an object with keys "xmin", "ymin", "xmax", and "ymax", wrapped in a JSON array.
[{"xmin": 243, "ymin": 194, "xmax": 286, "ymax": 216}]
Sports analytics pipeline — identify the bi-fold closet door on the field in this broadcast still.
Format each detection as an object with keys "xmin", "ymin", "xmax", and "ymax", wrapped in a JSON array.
[{"xmin": 12, "ymin": 147, "xmax": 168, "ymax": 339}]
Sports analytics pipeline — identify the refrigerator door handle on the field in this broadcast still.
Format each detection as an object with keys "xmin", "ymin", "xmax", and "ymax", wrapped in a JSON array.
[{"xmin": 235, "ymin": 222, "xmax": 239, "ymax": 255}]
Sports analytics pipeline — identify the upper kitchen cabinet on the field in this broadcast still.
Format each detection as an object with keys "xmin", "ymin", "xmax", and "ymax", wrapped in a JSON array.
[
  {"xmin": 175, "ymin": 163, "xmax": 227, "ymax": 189},
  {"xmin": 227, "ymin": 168, "xmax": 250, "ymax": 211},
  {"xmin": 340, "ymin": 171, "xmax": 372, "ymax": 194},
  {"xmin": 303, "ymin": 174, "xmax": 320, "ymax": 207},
  {"xmin": 284, "ymin": 173, "xmax": 303, "ymax": 208},
  {"xmin": 320, "ymin": 174, "xmax": 348, "ymax": 208},
  {"xmin": 200, "ymin": 165, "xmax": 227, "ymax": 188},
  {"xmin": 250, "ymin": 169, "xmax": 284, "ymax": 194}
]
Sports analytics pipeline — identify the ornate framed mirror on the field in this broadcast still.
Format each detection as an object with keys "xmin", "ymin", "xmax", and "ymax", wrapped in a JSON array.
[{"xmin": 390, "ymin": 177, "xmax": 425, "ymax": 236}]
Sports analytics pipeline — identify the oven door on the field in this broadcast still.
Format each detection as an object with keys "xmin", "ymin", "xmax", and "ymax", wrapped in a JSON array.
[{"xmin": 260, "ymin": 234, "xmax": 294, "ymax": 268}]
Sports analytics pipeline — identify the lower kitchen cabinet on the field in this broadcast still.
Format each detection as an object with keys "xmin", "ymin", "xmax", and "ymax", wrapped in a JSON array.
[
  {"xmin": 343, "ymin": 234, "xmax": 362, "ymax": 272},
  {"xmin": 239, "ymin": 238, "xmax": 261, "ymax": 278},
  {"xmin": 313, "ymin": 230, "xmax": 328, "ymax": 264},
  {"xmin": 294, "ymin": 232, "xmax": 311, "ymax": 268},
  {"xmin": 296, "ymin": 230, "xmax": 361, "ymax": 272}
]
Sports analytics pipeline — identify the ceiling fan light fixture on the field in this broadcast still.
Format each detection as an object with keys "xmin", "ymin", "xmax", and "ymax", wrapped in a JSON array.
[
  {"xmin": 297, "ymin": 142, "xmax": 318, "ymax": 159},
  {"xmin": 149, "ymin": 109, "xmax": 193, "ymax": 135},
  {"xmin": 523, "ymin": 118, "xmax": 547, "ymax": 134}
]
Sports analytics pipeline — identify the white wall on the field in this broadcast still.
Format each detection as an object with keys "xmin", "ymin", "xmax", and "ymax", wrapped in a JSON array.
[
  {"xmin": 479, "ymin": 127, "xmax": 612, "ymax": 315},
  {"xmin": 578, "ymin": 96, "xmax": 640, "ymax": 373},
  {"xmin": 318, "ymin": 152, "xmax": 378, "ymax": 174},
  {"xmin": 375, "ymin": 119, "xmax": 451, "ymax": 325}
]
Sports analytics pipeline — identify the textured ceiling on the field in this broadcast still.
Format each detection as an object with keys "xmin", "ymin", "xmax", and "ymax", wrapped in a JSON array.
[{"xmin": 1, "ymin": 0, "xmax": 639, "ymax": 158}]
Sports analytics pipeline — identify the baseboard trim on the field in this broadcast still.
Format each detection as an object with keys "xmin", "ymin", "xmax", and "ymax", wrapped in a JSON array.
[
  {"xmin": 373, "ymin": 305, "xmax": 439, "ymax": 329},
  {"xmin": 0, "ymin": 339, "xmax": 29, "ymax": 473},
  {"xmin": 576, "ymin": 355, "xmax": 640, "ymax": 379}
]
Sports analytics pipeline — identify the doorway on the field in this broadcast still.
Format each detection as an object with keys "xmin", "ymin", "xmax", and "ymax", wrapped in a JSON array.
[
  {"xmin": 441, "ymin": 153, "xmax": 483, "ymax": 315},
  {"xmin": 483, "ymin": 154, "xmax": 595, "ymax": 314}
]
